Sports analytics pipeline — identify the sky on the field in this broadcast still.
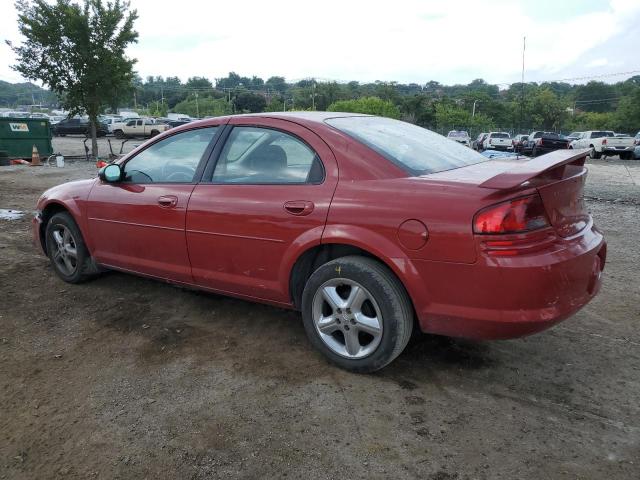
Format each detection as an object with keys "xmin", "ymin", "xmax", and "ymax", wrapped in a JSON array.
[{"xmin": 1, "ymin": 0, "xmax": 639, "ymax": 87}]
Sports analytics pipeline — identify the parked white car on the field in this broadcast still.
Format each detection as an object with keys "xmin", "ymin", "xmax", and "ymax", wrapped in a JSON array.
[
  {"xmin": 48, "ymin": 115, "xmax": 67, "ymax": 125},
  {"xmin": 482, "ymin": 132, "xmax": 512, "ymax": 151},
  {"xmin": 1, "ymin": 111, "xmax": 30, "ymax": 118},
  {"xmin": 446, "ymin": 130, "xmax": 471, "ymax": 146},
  {"xmin": 569, "ymin": 131, "xmax": 635, "ymax": 159}
]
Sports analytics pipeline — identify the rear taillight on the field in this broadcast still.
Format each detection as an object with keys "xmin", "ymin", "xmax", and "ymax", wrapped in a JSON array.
[
  {"xmin": 602, "ymin": 138, "xmax": 607, "ymax": 145},
  {"xmin": 473, "ymin": 194, "xmax": 550, "ymax": 235}
]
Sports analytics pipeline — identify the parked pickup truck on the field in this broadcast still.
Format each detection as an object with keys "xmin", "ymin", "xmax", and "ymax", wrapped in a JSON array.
[
  {"xmin": 482, "ymin": 132, "xmax": 512, "ymax": 151},
  {"xmin": 112, "ymin": 118, "xmax": 169, "ymax": 138},
  {"xmin": 522, "ymin": 131, "xmax": 568, "ymax": 157},
  {"xmin": 569, "ymin": 131, "xmax": 635, "ymax": 159},
  {"xmin": 446, "ymin": 130, "xmax": 471, "ymax": 147}
]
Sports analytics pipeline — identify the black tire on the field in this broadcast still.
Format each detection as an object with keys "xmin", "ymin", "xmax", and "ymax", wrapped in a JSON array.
[
  {"xmin": 301, "ymin": 255, "xmax": 413, "ymax": 373},
  {"xmin": 589, "ymin": 146, "xmax": 601, "ymax": 159},
  {"xmin": 532, "ymin": 146, "xmax": 538, "ymax": 157},
  {"xmin": 620, "ymin": 152, "xmax": 632, "ymax": 160},
  {"xmin": 150, "ymin": 130, "xmax": 159, "ymax": 137},
  {"xmin": 114, "ymin": 130, "xmax": 125, "ymax": 139},
  {"xmin": 45, "ymin": 212, "xmax": 94, "ymax": 283}
]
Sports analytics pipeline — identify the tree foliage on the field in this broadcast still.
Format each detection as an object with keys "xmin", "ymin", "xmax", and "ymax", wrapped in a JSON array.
[
  {"xmin": 8, "ymin": 0, "xmax": 138, "ymax": 157},
  {"xmin": 328, "ymin": 97, "xmax": 400, "ymax": 118}
]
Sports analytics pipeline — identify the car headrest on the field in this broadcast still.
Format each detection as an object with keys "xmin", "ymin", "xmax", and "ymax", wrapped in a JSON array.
[{"xmin": 251, "ymin": 144, "xmax": 287, "ymax": 172}]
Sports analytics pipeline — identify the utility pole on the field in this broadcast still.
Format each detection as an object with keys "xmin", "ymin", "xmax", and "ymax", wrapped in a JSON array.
[
  {"xmin": 312, "ymin": 80, "xmax": 316, "ymax": 110},
  {"xmin": 195, "ymin": 91, "xmax": 199, "ymax": 118},
  {"xmin": 520, "ymin": 36, "xmax": 526, "ymax": 132},
  {"xmin": 472, "ymin": 100, "xmax": 478, "ymax": 117},
  {"xmin": 160, "ymin": 85, "xmax": 164, "ymax": 106}
]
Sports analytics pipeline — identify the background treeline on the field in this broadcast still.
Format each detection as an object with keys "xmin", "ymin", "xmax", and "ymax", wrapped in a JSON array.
[{"xmin": 3, "ymin": 72, "xmax": 639, "ymax": 135}]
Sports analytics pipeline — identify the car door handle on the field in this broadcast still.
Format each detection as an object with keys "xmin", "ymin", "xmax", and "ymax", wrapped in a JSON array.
[
  {"xmin": 157, "ymin": 195, "xmax": 178, "ymax": 208},
  {"xmin": 283, "ymin": 200, "xmax": 314, "ymax": 216}
]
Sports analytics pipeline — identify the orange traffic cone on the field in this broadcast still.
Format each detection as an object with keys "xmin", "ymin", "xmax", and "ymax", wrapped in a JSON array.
[{"xmin": 30, "ymin": 145, "xmax": 41, "ymax": 166}]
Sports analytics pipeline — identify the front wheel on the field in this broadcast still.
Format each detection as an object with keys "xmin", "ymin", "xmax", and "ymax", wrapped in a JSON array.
[
  {"xmin": 301, "ymin": 256, "xmax": 413, "ymax": 373},
  {"xmin": 45, "ymin": 212, "xmax": 94, "ymax": 283}
]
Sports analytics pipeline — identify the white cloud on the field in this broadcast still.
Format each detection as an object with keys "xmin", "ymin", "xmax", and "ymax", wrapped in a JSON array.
[{"xmin": 1, "ymin": 0, "xmax": 639, "ymax": 86}]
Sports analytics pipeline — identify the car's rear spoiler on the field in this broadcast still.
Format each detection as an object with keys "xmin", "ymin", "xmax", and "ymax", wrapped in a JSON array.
[{"xmin": 479, "ymin": 149, "xmax": 589, "ymax": 190}]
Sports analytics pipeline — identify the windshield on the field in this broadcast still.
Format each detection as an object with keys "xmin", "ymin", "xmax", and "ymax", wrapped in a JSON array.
[{"xmin": 326, "ymin": 116, "xmax": 488, "ymax": 175}]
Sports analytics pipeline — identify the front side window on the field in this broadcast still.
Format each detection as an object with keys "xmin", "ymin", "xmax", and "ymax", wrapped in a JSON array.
[
  {"xmin": 212, "ymin": 126, "xmax": 324, "ymax": 184},
  {"xmin": 326, "ymin": 116, "xmax": 487, "ymax": 176},
  {"xmin": 123, "ymin": 127, "xmax": 217, "ymax": 183}
]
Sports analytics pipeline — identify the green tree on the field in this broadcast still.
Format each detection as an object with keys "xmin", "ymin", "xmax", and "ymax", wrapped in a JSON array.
[
  {"xmin": 172, "ymin": 96, "xmax": 231, "ymax": 118},
  {"xmin": 8, "ymin": 0, "xmax": 138, "ymax": 158},
  {"xmin": 265, "ymin": 76, "xmax": 287, "ymax": 94},
  {"xmin": 526, "ymin": 88, "xmax": 568, "ymax": 130},
  {"xmin": 185, "ymin": 76, "xmax": 213, "ymax": 90},
  {"xmin": 233, "ymin": 91, "xmax": 266, "ymax": 113},
  {"xmin": 614, "ymin": 88, "xmax": 640, "ymax": 133},
  {"xmin": 434, "ymin": 102, "xmax": 493, "ymax": 133},
  {"xmin": 328, "ymin": 96, "xmax": 400, "ymax": 118}
]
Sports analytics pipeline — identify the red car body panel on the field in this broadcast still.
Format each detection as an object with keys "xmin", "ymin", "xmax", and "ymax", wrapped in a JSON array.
[{"xmin": 33, "ymin": 113, "xmax": 606, "ymax": 340}]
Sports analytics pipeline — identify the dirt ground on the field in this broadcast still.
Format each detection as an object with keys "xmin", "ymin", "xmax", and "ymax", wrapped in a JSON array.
[{"xmin": 1, "ymin": 142, "xmax": 639, "ymax": 479}]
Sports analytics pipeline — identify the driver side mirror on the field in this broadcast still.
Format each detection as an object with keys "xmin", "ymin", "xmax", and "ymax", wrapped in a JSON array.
[{"xmin": 99, "ymin": 163, "xmax": 122, "ymax": 183}]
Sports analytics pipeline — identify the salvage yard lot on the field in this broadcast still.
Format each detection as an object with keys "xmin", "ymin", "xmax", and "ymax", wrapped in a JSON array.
[{"xmin": 1, "ymin": 140, "xmax": 639, "ymax": 479}]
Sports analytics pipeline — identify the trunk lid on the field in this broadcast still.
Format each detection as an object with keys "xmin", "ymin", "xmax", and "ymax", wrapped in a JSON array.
[
  {"xmin": 479, "ymin": 148, "xmax": 590, "ymax": 237},
  {"xmin": 425, "ymin": 149, "xmax": 591, "ymax": 238}
]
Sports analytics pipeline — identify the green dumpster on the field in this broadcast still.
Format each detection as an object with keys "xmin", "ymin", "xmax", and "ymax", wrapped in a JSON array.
[{"xmin": 0, "ymin": 117, "xmax": 53, "ymax": 159}]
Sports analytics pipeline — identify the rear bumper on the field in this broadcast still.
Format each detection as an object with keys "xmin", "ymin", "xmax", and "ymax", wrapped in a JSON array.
[
  {"xmin": 602, "ymin": 147, "xmax": 633, "ymax": 154},
  {"xmin": 485, "ymin": 145, "xmax": 512, "ymax": 151},
  {"xmin": 409, "ymin": 223, "xmax": 606, "ymax": 340}
]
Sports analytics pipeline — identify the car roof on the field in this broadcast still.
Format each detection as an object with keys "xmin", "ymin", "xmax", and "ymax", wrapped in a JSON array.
[{"xmin": 217, "ymin": 111, "xmax": 371, "ymax": 126}]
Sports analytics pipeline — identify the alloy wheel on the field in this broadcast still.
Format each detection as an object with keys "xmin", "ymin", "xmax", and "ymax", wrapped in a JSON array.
[
  {"xmin": 311, "ymin": 278, "xmax": 383, "ymax": 359},
  {"xmin": 51, "ymin": 225, "xmax": 78, "ymax": 276}
]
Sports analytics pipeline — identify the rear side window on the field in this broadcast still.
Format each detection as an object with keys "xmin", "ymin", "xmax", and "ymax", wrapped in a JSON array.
[
  {"xmin": 212, "ymin": 127, "xmax": 324, "ymax": 184},
  {"xmin": 591, "ymin": 131, "xmax": 614, "ymax": 138},
  {"xmin": 326, "ymin": 116, "xmax": 487, "ymax": 175}
]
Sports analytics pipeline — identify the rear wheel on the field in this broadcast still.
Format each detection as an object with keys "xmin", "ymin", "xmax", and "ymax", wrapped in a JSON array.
[
  {"xmin": 45, "ymin": 212, "xmax": 94, "ymax": 283},
  {"xmin": 150, "ymin": 130, "xmax": 159, "ymax": 137},
  {"xmin": 301, "ymin": 256, "xmax": 413, "ymax": 373},
  {"xmin": 620, "ymin": 152, "xmax": 632, "ymax": 160},
  {"xmin": 589, "ymin": 146, "xmax": 601, "ymax": 159}
]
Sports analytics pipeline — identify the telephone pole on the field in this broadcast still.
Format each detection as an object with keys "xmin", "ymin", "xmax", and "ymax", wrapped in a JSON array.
[{"xmin": 520, "ymin": 36, "xmax": 526, "ymax": 132}]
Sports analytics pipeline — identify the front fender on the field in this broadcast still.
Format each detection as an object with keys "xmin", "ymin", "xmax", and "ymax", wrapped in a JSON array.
[{"xmin": 37, "ymin": 178, "xmax": 97, "ymax": 252}]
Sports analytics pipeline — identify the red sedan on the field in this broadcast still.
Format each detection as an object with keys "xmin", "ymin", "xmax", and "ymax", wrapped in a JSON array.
[{"xmin": 33, "ymin": 113, "xmax": 606, "ymax": 372}]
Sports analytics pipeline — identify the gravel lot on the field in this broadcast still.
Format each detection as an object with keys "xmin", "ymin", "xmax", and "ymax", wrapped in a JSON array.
[{"xmin": 1, "ymin": 139, "xmax": 639, "ymax": 479}]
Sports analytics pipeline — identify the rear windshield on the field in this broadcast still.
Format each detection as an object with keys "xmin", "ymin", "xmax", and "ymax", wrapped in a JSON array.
[
  {"xmin": 591, "ymin": 131, "xmax": 614, "ymax": 138},
  {"xmin": 447, "ymin": 131, "xmax": 469, "ymax": 138},
  {"xmin": 490, "ymin": 132, "xmax": 510, "ymax": 138},
  {"xmin": 326, "ymin": 116, "xmax": 488, "ymax": 175}
]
